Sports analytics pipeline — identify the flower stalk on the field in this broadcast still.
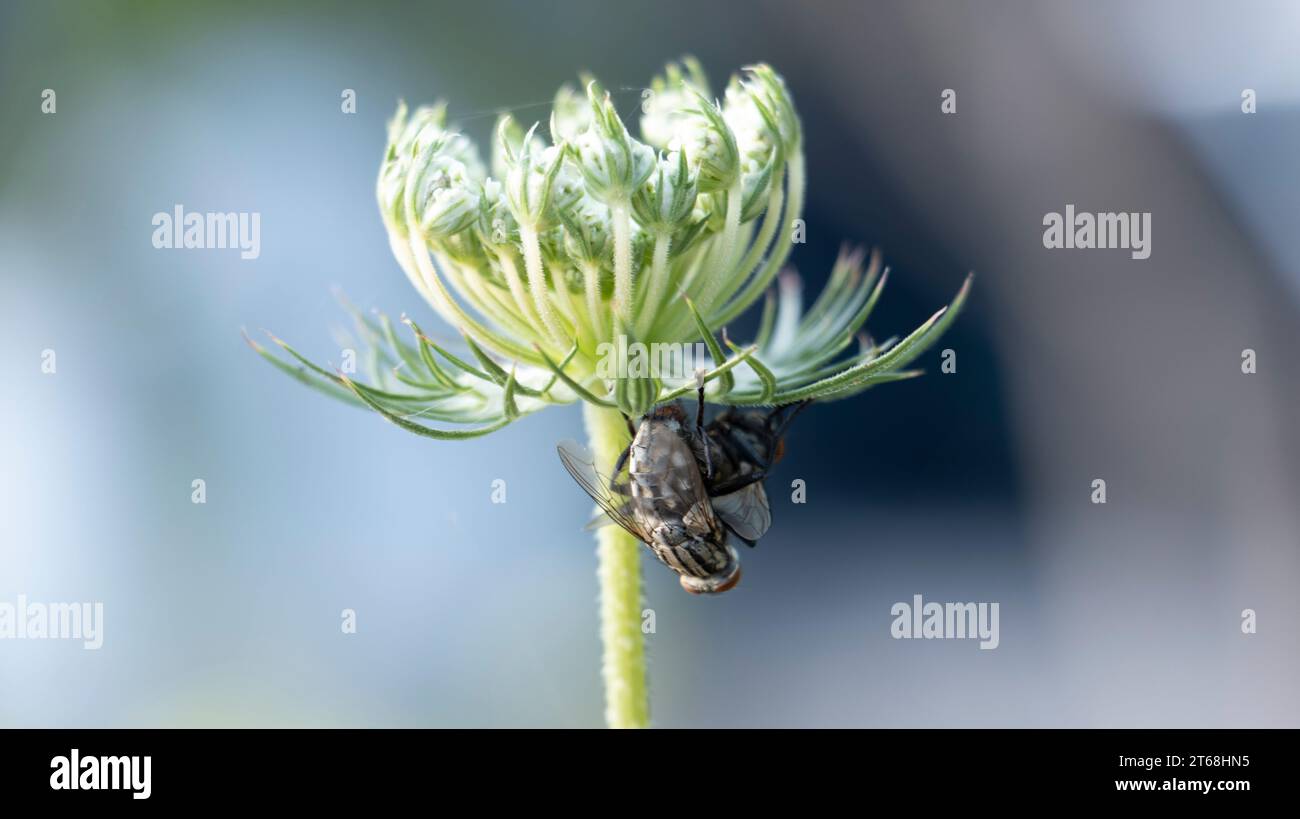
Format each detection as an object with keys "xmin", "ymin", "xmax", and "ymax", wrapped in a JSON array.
[
  {"xmin": 584, "ymin": 401, "xmax": 649, "ymax": 728},
  {"xmin": 609, "ymin": 201, "xmax": 634, "ymax": 327}
]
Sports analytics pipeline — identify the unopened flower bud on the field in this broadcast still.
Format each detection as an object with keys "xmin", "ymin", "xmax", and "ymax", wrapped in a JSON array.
[
  {"xmin": 631, "ymin": 150, "xmax": 698, "ymax": 232},
  {"xmin": 639, "ymin": 58, "xmax": 710, "ymax": 151},
  {"xmin": 572, "ymin": 82, "xmax": 656, "ymax": 204}
]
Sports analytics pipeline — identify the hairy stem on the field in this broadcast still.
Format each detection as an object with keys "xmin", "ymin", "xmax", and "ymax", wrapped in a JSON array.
[
  {"xmin": 492, "ymin": 246, "xmax": 546, "ymax": 334},
  {"xmin": 697, "ymin": 180, "xmax": 744, "ymax": 314},
  {"xmin": 636, "ymin": 229, "xmax": 672, "ymax": 340},
  {"xmin": 709, "ymin": 149, "xmax": 806, "ymax": 329},
  {"xmin": 520, "ymin": 222, "xmax": 568, "ymax": 346},
  {"xmin": 584, "ymin": 401, "xmax": 648, "ymax": 728},
  {"xmin": 581, "ymin": 261, "xmax": 605, "ymax": 343},
  {"xmin": 611, "ymin": 201, "xmax": 634, "ymax": 331},
  {"xmin": 709, "ymin": 176, "xmax": 785, "ymax": 317}
]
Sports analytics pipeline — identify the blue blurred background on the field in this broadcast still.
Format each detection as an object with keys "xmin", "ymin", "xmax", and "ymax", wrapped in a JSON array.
[{"xmin": 1, "ymin": 0, "xmax": 1297, "ymax": 727}]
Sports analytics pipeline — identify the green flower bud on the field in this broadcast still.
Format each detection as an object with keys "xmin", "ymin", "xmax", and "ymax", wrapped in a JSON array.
[
  {"xmin": 474, "ymin": 180, "xmax": 518, "ymax": 249},
  {"xmin": 734, "ymin": 64, "xmax": 800, "ymax": 153},
  {"xmin": 492, "ymin": 113, "xmax": 544, "ymax": 181},
  {"xmin": 631, "ymin": 150, "xmax": 698, "ymax": 231},
  {"xmin": 724, "ymin": 75, "xmax": 779, "ymax": 167},
  {"xmin": 676, "ymin": 94, "xmax": 739, "ymax": 193},
  {"xmin": 561, "ymin": 197, "xmax": 613, "ymax": 269},
  {"xmin": 407, "ymin": 136, "xmax": 483, "ymax": 239},
  {"xmin": 572, "ymin": 82, "xmax": 656, "ymax": 204},
  {"xmin": 501, "ymin": 122, "xmax": 583, "ymax": 228},
  {"xmin": 379, "ymin": 102, "xmax": 485, "ymax": 238}
]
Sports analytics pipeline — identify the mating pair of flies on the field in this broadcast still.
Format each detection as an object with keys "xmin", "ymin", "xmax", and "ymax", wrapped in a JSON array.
[{"xmin": 558, "ymin": 382, "xmax": 810, "ymax": 595}]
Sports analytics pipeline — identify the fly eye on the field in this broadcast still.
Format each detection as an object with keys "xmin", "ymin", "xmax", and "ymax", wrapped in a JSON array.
[{"xmin": 773, "ymin": 439, "xmax": 785, "ymax": 464}]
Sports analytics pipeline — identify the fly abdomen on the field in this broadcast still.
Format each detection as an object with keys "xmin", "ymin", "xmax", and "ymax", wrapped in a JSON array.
[{"xmin": 677, "ymin": 543, "xmax": 742, "ymax": 595}]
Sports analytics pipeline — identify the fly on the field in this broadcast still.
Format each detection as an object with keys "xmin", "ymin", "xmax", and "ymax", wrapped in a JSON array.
[{"xmin": 557, "ymin": 381, "xmax": 809, "ymax": 594}]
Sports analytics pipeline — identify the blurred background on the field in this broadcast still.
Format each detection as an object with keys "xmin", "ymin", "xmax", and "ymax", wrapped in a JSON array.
[{"xmin": 1, "ymin": 0, "xmax": 1296, "ymax": 727}]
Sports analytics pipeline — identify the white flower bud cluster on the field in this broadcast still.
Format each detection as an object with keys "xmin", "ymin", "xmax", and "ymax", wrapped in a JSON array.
[
  {"xmin": 268, "ymin": 57, "xmax": 967, "ymax": 440},
  {"xmin": 376, "ymin": 59, "xmax": 803, "ymax": 367}
]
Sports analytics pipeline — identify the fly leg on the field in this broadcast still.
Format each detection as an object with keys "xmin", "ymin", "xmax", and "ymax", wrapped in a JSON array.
[
  {"xmin": 706, "ymin": 431, "xmax": 770, "ymax": 496},
  {"xmin": 705, "ymin": 399, "xmax": 813, "ymax": 495},
  {"xmin": 769, "ymin": 399, "xmax": 813, "ymax": 437},
  {"xmin": 612, "ymin": 413, "xmax": 637, "ymax": 495},
  {"xmin": 696, "ymin": 372, "xmax": 713, "ymax": 479},
  {"xmin": 608, "ymin": 444, "xmax": 633, "ymax": 495}
]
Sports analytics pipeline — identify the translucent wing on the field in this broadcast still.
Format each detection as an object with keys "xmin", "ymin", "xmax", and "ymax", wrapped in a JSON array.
[
  {"xmin": 556, "ymin": 439, "xmax": 651, "ymax": 543},
  {"xmin": 627, "ymin": 425, "xmax": 726, "ymax": 539},
  {"xmin": 711, "ymin": 481, "xmax": 771, "ymax": 543}
]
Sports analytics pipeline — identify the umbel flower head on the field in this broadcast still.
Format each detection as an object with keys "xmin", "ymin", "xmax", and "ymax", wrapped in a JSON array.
[{"xmin": 250, "ymin": 59, "xmax": 971, "ymax": 435}]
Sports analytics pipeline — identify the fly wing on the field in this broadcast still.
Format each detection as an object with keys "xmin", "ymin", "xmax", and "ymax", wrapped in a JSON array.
[
  {"xmin": 711, "ymin": 481, "xmax": 771, "ymax": 543},
  {"xmin": 556, "ymin": 439, "xmax": 650, "ymax": 543},
  {"xmin": 632, "ymin": 425, "xmax": 723, "ymax": 538}
]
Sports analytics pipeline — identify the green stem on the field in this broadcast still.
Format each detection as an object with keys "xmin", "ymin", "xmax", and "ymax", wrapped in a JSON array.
[
  {"xmin": 635, "ymin": 229, "xmax": 671, "ymax": 339},
  {"xmin": 611, "ymin": 201, "xmax": 634, "ymax": 331},
  {"xmin": 583, "ymin": 401, "xmax": 648, "ymax": 728},
  {"xmin": 696, "ymin": 180, "xmax": 743, "ymax": 314},
  {"xmin": 709, "ymin": 149, "xmax": 805, "ymax": 329},
  {"xmin": 520, "ymin": 222, "xmax": 567, "ymax": 346},
  {"xmin": 709, "ymin": 176, "xmax": 785, "ymax": 318},
  {"xmin": 581, "ymin": 260, "xmax": 604, "ymax": 343},
  {"xmin": 492, "ymin": 246, "xmax": 546, "ymax": 335}
]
